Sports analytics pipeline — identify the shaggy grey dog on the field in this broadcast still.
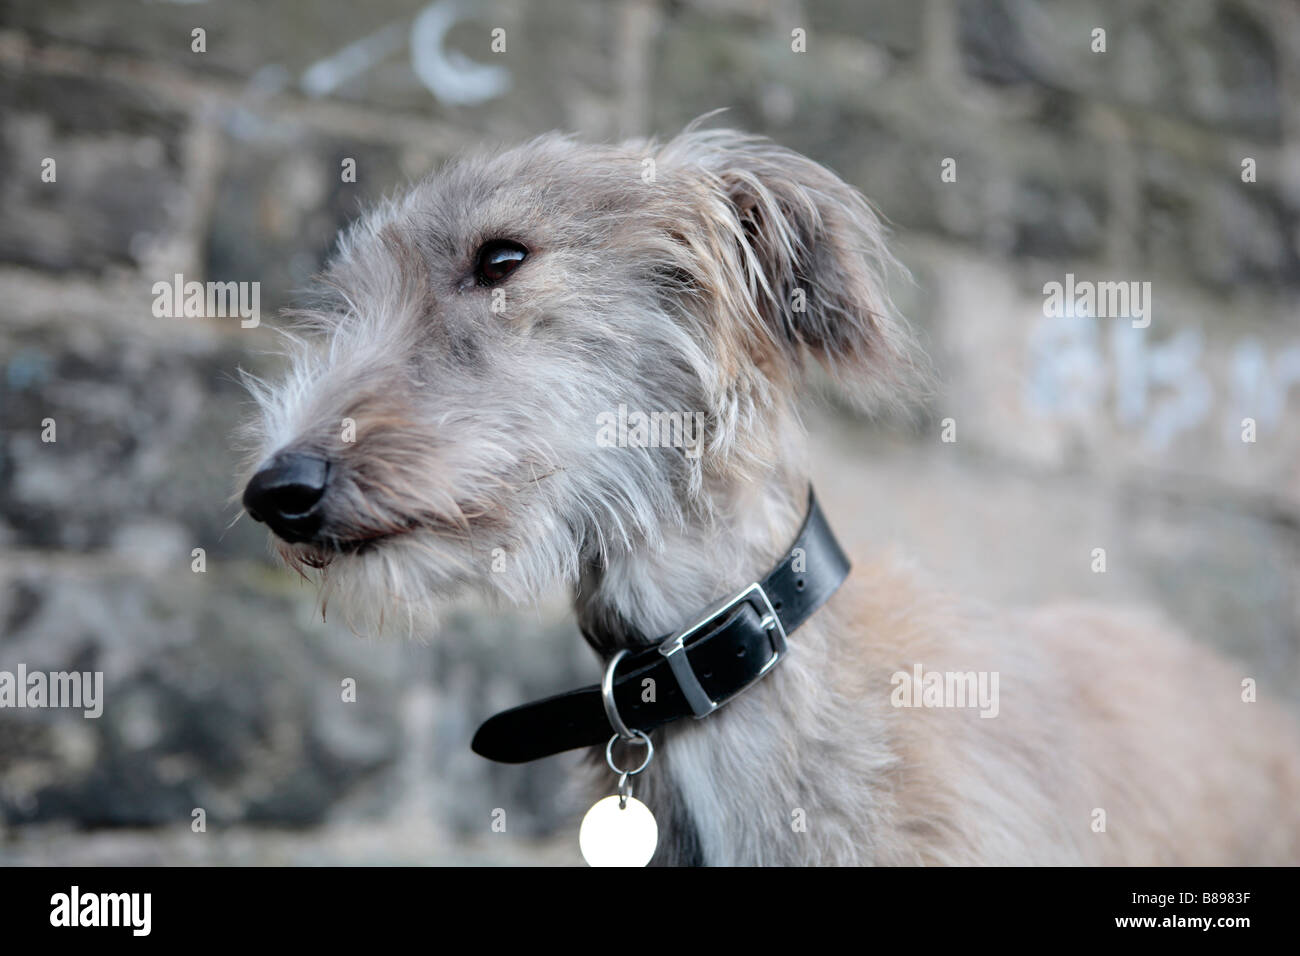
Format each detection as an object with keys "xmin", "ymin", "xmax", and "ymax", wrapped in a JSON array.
[{"xmin": 240, "ymin": 124, "xmax": 1300, "ymax": 865}]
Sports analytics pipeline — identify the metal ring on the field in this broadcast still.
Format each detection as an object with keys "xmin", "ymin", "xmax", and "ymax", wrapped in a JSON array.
[
  {"xmin": 600, "ymin": 648, "xmax": 638, "ymax": 739},
  {"xmin": 605, "ymin": 731, "xmax": 653, "ymax": 776}
]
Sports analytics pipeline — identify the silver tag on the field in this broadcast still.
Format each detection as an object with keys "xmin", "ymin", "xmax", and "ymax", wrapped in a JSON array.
[{"xmin": 579, "ymin": 794, "xmax": 658, "ymax": 867}]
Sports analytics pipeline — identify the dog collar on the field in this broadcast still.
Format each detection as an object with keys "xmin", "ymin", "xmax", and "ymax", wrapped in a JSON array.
[{"xmin": 471, "ymin": 488, "xmax": 851, "ymax": 763}]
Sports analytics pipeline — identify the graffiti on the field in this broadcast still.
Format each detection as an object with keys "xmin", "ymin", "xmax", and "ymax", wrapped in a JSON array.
[
  {"xmin": 1025, "ymin": 313, "xmax": 1300, "ymax": 450},
  {"xmin": 300, "ymin": 1, "xmax": 511, "ymax": 106}
]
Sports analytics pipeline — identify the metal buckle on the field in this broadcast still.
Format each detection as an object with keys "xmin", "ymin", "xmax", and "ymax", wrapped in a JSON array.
[{"xmin": 657, "ymin": 582, "xmax": 788, "ymax": 718}]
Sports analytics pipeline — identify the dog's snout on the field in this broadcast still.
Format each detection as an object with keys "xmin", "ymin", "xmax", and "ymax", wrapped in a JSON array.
[{"xmin": 243, "ymin": 452, "xmax": 330, "ymax": 542}]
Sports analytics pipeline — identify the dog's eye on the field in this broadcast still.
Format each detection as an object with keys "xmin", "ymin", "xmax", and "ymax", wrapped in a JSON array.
[{"xmin": 475, "ymin": 240, "xmax": 528, "ymax": 285}]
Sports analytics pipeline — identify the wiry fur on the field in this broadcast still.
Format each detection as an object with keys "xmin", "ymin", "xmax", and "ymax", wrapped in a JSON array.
[{"xmin": 240, "ymin": 124, "xmax": 1300, "ymax": 864}]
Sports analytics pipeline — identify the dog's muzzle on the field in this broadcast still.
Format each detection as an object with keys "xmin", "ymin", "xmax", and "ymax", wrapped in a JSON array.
[{"xmin": 242, "ymin": 452, "xmax": 330, "ymax": 543}]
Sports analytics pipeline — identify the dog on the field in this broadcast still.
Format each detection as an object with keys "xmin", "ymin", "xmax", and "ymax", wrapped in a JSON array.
[{"xmin": 239, "ymin": 123, "xmax": 1300, "ymax": 865}]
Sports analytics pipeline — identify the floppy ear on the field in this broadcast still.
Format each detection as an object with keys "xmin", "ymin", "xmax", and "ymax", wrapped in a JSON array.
[{"xmin": 664, "ymin": 128, "xmax": 926, "ymax": 408}]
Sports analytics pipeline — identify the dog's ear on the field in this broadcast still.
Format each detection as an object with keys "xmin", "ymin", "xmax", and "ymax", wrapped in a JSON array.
[{"xmin": 663, "ymin": 128, "xmax": 925, "ymax": 407}]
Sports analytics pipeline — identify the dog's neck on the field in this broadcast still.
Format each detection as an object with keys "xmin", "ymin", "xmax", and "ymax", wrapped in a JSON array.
[
  {"xmin": 571, "ymin": 467, "xmax": 847, "ymax": 866},
  {"xmin": 574, "ymin": 470, "xmax": 809, "ymax": 654}
]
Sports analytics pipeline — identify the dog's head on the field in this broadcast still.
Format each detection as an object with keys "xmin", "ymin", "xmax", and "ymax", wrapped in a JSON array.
[{"xmin": 238, "ymin": 125, "xmax": 922, "ymax": 628}]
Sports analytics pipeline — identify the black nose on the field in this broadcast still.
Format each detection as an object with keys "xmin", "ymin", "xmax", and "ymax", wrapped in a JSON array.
[{"xmin": 242, "ymin": 452, "xmax": 330, "ymax": 543}]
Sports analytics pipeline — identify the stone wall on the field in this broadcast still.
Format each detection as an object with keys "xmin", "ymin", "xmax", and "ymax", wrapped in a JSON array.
[{"xmin": 0, "ymin": 0, "xmax": 1296, "ymax": 864}]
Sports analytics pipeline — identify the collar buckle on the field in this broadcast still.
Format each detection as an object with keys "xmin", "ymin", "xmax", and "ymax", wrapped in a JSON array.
[{"xmin": 657, "ymin": 582, "xmax": 788, "ymax": 718}]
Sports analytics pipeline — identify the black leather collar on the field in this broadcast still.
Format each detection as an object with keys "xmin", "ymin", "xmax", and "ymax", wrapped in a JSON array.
[{"xmin": 471, "ymin": 488, "xmax": 850, "ymax": 763}]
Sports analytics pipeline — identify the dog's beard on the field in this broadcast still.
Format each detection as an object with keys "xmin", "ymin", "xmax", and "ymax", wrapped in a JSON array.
[
  {"xmin": 274, "ymin": 505, "xmax": 588, "ymax": 638},
  {"xmin": 296, "ymin": 534, "xmax": 450, "ymax": 637}
]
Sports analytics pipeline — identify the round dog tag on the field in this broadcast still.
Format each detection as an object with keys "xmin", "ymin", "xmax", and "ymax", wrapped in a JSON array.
[{"xmin": 579, "ymin": 795, "xmax": 658, "ymax": 867}]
